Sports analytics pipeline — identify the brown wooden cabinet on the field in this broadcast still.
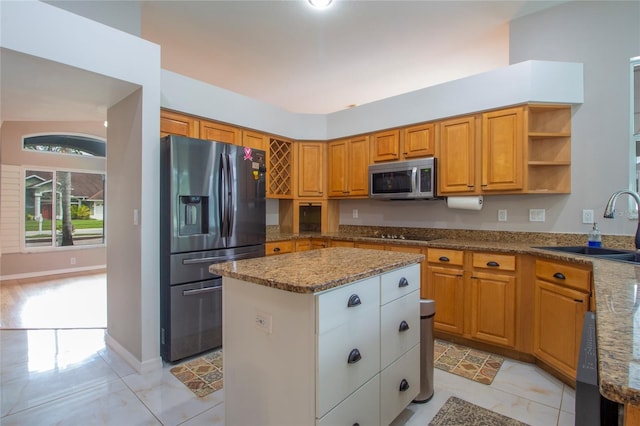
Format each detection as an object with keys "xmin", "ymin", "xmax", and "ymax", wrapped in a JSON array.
[
  {"xmin": 297, "ymin": 142, "xmax": 325, "ymax": 197},
  {"xmin": 437, "ymin": 115, "xmax": 479, "ymax": 195},
  {"xmin": 481, "ymin": 107, "xmax": 524, "ymax": 192},
  {"xmin": 242, "ymin": 130, "xmax": 267, "ymax": 151},
  {"xmin": 160, "ymin": 109, "xmax": 199, "ymax": 138},
  {"xmin": 401, "ymin": 123, "xmax": 435, "ymax": 158},
  {"xmin": 268, "ymin": 138, "xmax": 294, "ymax": 199},
  {"xmin": 265, "ymin": 240, "xmax": 293, "ymax": 256},
  {"xmin": 200, "ymin": 119, "xmax": 241, "ymax": 145},
  {"xmin": 469, "ymin": 252, "xmax": 517, "ymax": 348},
  {"xmin": 533, "ymin": 258, "xmax": 591, "ymax": 380},
  {"xmin": 425, "ymin": 248, "xmax": 465, "ymax": 335},
  {"xmin": 327, "ymin": 136, "xmax": 369, "ymax": 197},
  {"xmin": 371, "ymin": 129, "xmax": 400, "ymax": 162}
]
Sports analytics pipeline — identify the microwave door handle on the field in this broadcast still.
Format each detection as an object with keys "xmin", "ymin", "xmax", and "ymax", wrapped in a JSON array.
[{"xmin": 411, "ymin": 167, "xmax": 418, "ymax": 193}]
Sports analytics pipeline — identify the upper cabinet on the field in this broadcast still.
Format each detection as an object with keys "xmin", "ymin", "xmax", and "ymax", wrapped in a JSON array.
[
  {"xmin": 372, "ymin": 130, "xmax": 400, "ymax": 162},
  {"xmin": 200, "ymin": 119, "xmax": 241, "ymax": 145},
  {"xmin": 438, "ymin": 115, "xmax": 479, "ymax": 195},
  {"xmin": 526, "ymin": 105, "xmax": 572, "ymax": 194},
  {"xmin": 481, "ymin": 107, "xmax": 524, "ymax": 192},
  {"xmin": 297, "ymin": 142, "xmax": 325, "ymax": 198},
  {"xmin": 438, "ymin": 104, "xmax": 571, "ymax": 196},
  {"xmin": 160, "ymin": 109, "xmax": 199, "ymax": 138},
  {"xmin": 242, "ymin": 130, "xmax": 267, "ymax": 152},
  {"xmin": 401, "ymin": 123, "xmax": 436, "ymax": 158},
  {"xmin": 328, "ymin": 135, "xmax": 369, "ymax": 198}
]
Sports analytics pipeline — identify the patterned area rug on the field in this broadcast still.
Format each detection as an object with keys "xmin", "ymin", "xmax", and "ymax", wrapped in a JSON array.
[
  {"xmin": 170, "ymin": 349, "xmax": 223, "ymax": 397},
  {"xmin": 434, "ymin": 339, "xmax": 504, "ymax": 384},
  {"xmin": 430, "ymin": 396, "xmax": 530, "ymax": 426}
]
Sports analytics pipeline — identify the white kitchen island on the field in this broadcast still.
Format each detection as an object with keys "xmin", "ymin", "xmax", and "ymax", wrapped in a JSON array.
[{"xmin": 209, "ymin": 247, "xmax": 425, "ymax": 426}]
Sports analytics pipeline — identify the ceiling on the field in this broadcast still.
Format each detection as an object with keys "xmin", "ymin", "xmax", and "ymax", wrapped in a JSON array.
[{"xmin": 1, "ymin": 0, "xmax": 570, "ymax": 123}]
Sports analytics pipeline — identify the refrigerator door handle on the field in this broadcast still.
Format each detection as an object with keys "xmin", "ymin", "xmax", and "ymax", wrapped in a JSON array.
[
  {"xmin": 182, "ymin": 286, "xmax": 221, "ymax": 296},
  {"xmin": 219, "ymin": 153, "xmax": 229, "ymax": 238},
  {"xmin": 227, "ymin": 154, "xmax": 234, "ymax": 237}
]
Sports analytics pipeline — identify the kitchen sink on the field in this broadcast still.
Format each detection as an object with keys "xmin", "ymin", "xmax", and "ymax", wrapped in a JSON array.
[{"xmin": 536, "ymin": 246, "xmax": 640, "ymax": 265}]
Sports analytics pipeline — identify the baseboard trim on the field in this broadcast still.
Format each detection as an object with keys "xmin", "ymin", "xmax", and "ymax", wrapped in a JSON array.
[
  {"xmin": 105, "ymin": 332, "xmax": 163, "ymax": 374},
  {"xmin": 0, "ymin": 265, "xmax": 106, "ymax": 281}
]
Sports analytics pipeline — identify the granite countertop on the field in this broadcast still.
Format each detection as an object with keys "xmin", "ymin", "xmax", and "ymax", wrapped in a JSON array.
[
  {"xmin": 226, "ymin": 230, "xmax": 640, "ymax": 408},
  {"xmin": 209, "ymin": 247, "xmax": 424, "ymax": 294}
]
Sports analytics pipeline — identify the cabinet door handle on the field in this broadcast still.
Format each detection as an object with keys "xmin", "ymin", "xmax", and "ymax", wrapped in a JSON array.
[
  {"xmin": 347, "ymin": 349, "xmax": 362, "ymax": 364},
  {"xmin": 486, "ymin": 261, "xmax": 500, "ymax": 267},
  {"xmin": 398, "ymin": 277, "xmax": 409, "ymax": 288},
  {"xmin": 553, "ymin": 272, "xmax": 566, "ymax": 280},
  {"xmin": 399, "ymin": 320, "xmax": 410, "ymax": 332},
  {"xmin": 439, "ymin": 256, "xmax": 450, "ymax": 262},
  {"xmin": 399, "ymin": 378, "xmax": 410, "ymax": 392},
  {"xmin": 347, "ymin": 294, "xmax": 362, "ymax": 308}
]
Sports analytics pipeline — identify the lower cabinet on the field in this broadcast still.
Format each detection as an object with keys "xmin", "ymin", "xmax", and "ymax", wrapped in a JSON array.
[
  {"xmin": 224, "ymin": 263, "xmax": 421, "ymax": 426},
  {"xmin": 533, "ymin": 259, "xmax": 591, "ymax": 380},
  {"xmin": 425, "ymin": 248, "xmax": 465, "ymax": 335}
]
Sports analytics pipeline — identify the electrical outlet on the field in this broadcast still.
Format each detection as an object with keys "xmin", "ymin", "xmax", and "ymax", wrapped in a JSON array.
[
  {"xmin": 498, "ymin": 209, "xmax": 507, "ymax": 222},
  {"xmin": 70, "ymin": 257, "xmax": 76, "ymax": 265},
  {"xmin": 352, "ymin": 209, "xmax": 358, "ymax": 219},
  {"xmin": 582, "ymin": 209, "xmax": 594, "ymax": 224},
  {"xmin": 255, "ymin": 311, "xmax": 272, "ymax": 334},
  {"xmin": 529, "ymin": 209, "xmax": 546, "ymax": 222}
]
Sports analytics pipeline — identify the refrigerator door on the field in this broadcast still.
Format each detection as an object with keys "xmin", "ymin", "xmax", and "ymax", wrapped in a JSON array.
[
  {"xmin": 165, "ymin": 136, "xmax": 225, "ymax": 253},
  {"xmin": 224, "ymin": 145, "xmax": 266, "ymax": 248}
]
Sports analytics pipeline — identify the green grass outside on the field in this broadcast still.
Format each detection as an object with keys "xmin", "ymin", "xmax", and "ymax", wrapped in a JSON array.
[{"xmin": 25, "ymin": 219, "xmax": 103, "ymax": 231}]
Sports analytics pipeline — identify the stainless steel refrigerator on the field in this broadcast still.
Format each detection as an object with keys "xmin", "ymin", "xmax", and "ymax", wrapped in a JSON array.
[{"xmin": 160, "ymin": 135, "xmax": 266, "ymax": 362}]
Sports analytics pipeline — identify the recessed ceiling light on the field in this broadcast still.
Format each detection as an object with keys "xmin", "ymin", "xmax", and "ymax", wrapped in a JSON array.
[{"xmin": 308, "ymin": 0, "xmax": 333, "ymax": 9}]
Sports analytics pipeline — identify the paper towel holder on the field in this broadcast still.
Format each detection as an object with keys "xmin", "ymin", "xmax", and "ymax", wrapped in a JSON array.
[{"xmin": 446, "ymin": 195, "xmax": 484, "ymax": 211}]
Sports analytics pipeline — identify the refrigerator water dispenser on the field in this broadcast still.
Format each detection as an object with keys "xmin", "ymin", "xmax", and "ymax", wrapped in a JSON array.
[{"xmin": 179, "ymin": 195, "xmax": 209, "ymax": 235}]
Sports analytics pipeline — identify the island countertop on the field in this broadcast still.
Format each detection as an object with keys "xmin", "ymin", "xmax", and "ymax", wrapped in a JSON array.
[{"xmin": 208, "ymin": 247, "xmax": 424, "ymax": 294}]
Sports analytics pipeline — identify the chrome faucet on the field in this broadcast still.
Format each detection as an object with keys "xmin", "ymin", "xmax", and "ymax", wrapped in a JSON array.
[{"xmin": 603, "ymin": 190, "xmax": 640, "ymax": 250}]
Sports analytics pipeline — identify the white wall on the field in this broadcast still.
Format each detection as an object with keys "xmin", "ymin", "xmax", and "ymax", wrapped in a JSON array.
[
  {"xmin": 339, "ymin": 1, "xmax": 640, "ymax": 238},
  {"xmin": 1, "ymin": 1, "xmax": 162, "ymax": 372}
]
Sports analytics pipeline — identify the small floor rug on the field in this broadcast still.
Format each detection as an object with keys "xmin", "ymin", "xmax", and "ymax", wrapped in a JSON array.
[
  {"xmin": 434, "ymin": 339, "xmax": 504, "ymax": 385},
  {"xmin": 430, "ymin": 396, "xmax": 530, "ymax": 426},
  {"xmin": 170, "ymin": 349, "xmax": 223, "ymax": 397}
]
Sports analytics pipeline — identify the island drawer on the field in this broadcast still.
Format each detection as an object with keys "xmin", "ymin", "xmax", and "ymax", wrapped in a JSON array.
[
  {"xmin": 317, "ymin": 374, "xmax": 380, "ymax": 426},
  {"xmin": 316, "ymin": 311, "xmax": 381, "ymax": 417},
  {"xmin": 380, "ymin": 289, "xmax": 420, "ymax": 367},
  {"xmin": 380, "ymin": 344, "xmax": 420, "ymax": 426},
  {"xmin": 381, "ymin": 264, "xmax": 420, "ymax": 304},
  {"xmin": 427, "ymin": 248, "xmax": 464, "ymax": 266},
  {"xmin": 316, "ymin": 276, "xmax": 380, "ymax": 334}
]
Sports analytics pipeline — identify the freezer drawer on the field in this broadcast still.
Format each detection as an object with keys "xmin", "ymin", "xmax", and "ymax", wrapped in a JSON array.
[{"xmin": 163, "ymin": 279, "xmax": 222, "ymax": 362}]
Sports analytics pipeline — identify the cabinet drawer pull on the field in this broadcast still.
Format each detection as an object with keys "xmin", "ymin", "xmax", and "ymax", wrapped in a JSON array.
[
  {"xmin": 273, "ymin": 247, "xmax": 280, "ymax": 253},
  {"xmin": 398, "ymin": 277, "xmax": 409, "ymax": 288},
  {"xmin": 574, "ymin": 299, "xmax": 584, "ymax": 303},
  {"xmin": 347, "ymin": 349, "xmax": 362, "ymax": 364},
  {"xmin": 553, "ymin": 272, "xmax": 566, "ymax": 280},
  {"xmin": 399, "ymin": 320, "xmax": 410, "ymax": 332},
  {"xmin": 347, "ymin": 294, "xmax": 362, "ymax": 307},
  {"xmin": 399, "ymin": 378, "xmax": 410, "ymax": 392},
  {"xmin": 439, "ymin": 256, "xmax": 450, "ymax": 262},
  {"xmin": 353, "ymin": 424, "xmax": 360, "ymax": 426},
  {"xmin": 486, "ymin": 261, "xmax": 500, "ymax": 267}
]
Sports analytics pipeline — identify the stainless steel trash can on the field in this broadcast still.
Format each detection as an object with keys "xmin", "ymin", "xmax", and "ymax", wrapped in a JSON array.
[{"xmin": 413, "ymin": 299, "xmax": 435, "ymax": 403}]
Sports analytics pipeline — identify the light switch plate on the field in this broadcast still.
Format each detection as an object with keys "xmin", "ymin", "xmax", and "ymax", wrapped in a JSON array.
[
  {"xmin": 529, "ymin": 209, "xmax": 546, "ymax": 222},
  {"xmin": 582, "ymin": 209, "xmax": 594, "ymax": 224}
]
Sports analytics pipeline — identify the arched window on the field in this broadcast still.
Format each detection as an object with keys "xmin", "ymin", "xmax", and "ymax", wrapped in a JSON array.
[{"xmin": 23, "ymin": 134, "xmax": 106, "ymax": 157}]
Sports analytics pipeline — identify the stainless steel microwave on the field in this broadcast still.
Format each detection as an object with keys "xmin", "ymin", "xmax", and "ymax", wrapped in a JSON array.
[{"xmin": 369, "ymin": 158, "xmax": 437, "ymax": 200}]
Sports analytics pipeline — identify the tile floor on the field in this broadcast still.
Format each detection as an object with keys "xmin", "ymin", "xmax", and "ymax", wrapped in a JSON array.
[{"xmin": 1, "ymin": 328, "xmax": 575, "ymax": 426}]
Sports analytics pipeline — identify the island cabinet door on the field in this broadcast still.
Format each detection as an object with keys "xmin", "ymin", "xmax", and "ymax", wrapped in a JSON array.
[
  {"xmin": 317, "ymin": 375, "xmax": 380, "ymax": 426},
  {"xmin": 316, "ymin": 276, "xmax": 381, "ymax": 418}
]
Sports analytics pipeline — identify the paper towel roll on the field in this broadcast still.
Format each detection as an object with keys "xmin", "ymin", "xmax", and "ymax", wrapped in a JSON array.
[{"xmin": 446, "ymin": 196, "xmax": 483, "ymax": 211}]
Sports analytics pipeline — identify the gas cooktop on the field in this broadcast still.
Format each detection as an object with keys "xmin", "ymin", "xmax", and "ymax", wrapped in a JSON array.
[{"xmin": 366, "ymin": 234, "xmax": 440, "ymax": 242}]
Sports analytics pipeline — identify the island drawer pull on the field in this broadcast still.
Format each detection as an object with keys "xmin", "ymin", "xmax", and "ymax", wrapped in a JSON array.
[
  {"xmin": 486, "ymin": 261, "xmax": 500, "ymax": 267},
  {"xmin": 347, "ymin": 349, "xmax": 362, "ymax": 364},
  {"xmin": 399, "ymin": 378, "xmax": 410, "ymax": 392},
  {"xmin": 353, "ymin": 423, "xmax": 360, "ymax": 426},
  {"xmin": 399, "ymin": 320, "xmax": 410, "ymax": 332},
  {"xmin": 553, "ymin": 272, "xmax": 566, "ymax": 280},
  {"xmin": 398, "ymin": 277, "xmax": 409, "ymax": 288},
  {"xmin": 347, "ymin": 294, "xmax": 362, "ymax": 307},
  {"xmin": 439, "ymin": 256, "xmax": 450, "ymax": 262}
]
